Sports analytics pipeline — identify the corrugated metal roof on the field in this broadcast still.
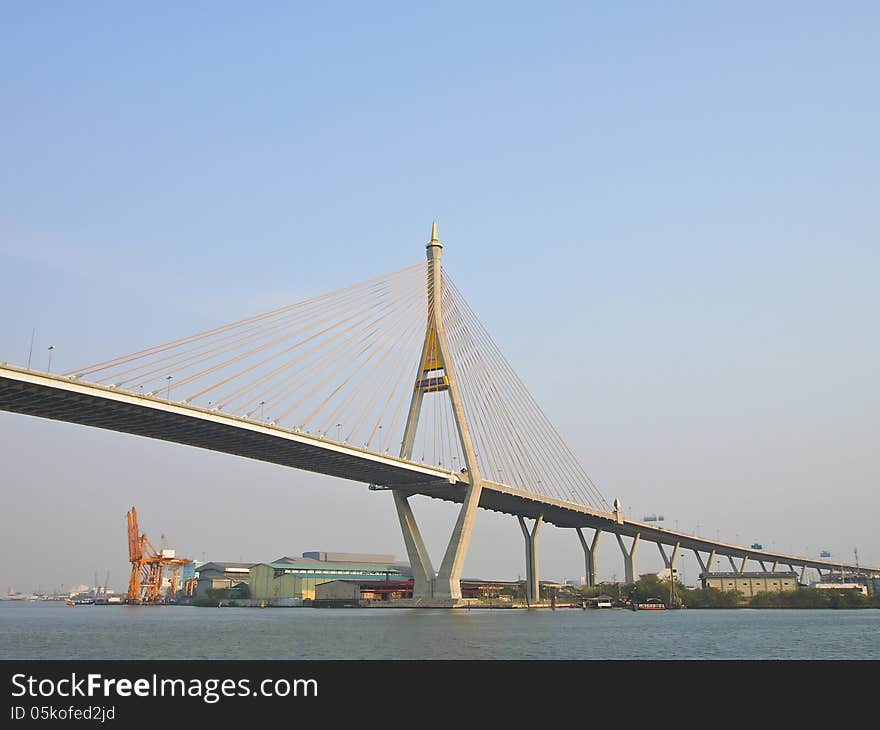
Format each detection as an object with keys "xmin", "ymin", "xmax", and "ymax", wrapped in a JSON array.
[
  {"xmin": 702, "ymin": 571, "xmax": 798, "ymax": 578},
  {"xmin": 273, "ymin": 555, "xmax": 409, "ymax": 568},
  {"xmin": 257, "ymin": 561, "xmax": 409, "ymax": 573},
  {"xmin": 196, "ymin": 562, "xmax": 257, "ymax": 571}
]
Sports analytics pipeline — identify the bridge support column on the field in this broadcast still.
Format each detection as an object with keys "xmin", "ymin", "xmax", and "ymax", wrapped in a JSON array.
[
  {"xmin": 519, "ymin": 514, "xmax": 544, "ymax": 604},
  {"xmin": 576, "ymin": 528, "xmax": 601, "ymax": 587},
  {"xmin": 433, "ymin": 481, "xmax": 484, "ymax": 601},
  {"xmin": 658, "ymin": 541, "xmax": 680, "ymax": 580},
  {"xmin": 392, "ymin": 491, "xmax": 436, "ymax": 603},
  {"xmin": 800, "ymin": 565, "xmax": 808, "ymax": 585},
  {"xmin": 694, "ymin": 549, "xmax": 715, "ymax": 586},
  {"xmin": 616, "ymin": 532, "xmax": 640, "ymax": 584}
]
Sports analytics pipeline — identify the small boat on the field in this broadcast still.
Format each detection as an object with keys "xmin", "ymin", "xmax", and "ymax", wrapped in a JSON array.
[
  {"xmin": 65, "ymin": 599, "xmax": 75, "ymax": 606},
  {"xmin": 636, "ymin": 598, "xmax": 667, "ymax": 610}
]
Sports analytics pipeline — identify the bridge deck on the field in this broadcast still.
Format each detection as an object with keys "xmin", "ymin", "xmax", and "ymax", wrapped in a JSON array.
[{"xmin": 1, "ymin": 365, "xmax": 875, "ymax": 575}]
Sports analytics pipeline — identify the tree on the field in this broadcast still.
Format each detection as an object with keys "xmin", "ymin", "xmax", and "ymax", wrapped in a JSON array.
[{"xmin": 676, "ymin": 586, "xmax": 744, "ymax": 608}]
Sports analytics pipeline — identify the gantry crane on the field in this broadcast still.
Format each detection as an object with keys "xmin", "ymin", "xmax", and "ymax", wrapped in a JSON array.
[{"xmin": 126, "ymin": 506, "xmax": 191, "ymax": 604}]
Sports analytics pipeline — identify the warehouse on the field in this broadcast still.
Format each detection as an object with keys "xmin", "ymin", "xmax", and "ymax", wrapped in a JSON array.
[
  {"xmin": 193, "ymin": 562, "xmax": 253, "ymax": 598},
  {"xmin": 700, "ymin": 571, "xmax": 798, "ymax": 597},
  {"xmin": 249, "ymin": 552, "xmax": 410, "ymax": 605},
  {"xmin": 315, "ymin": 580, "xmax": 413, "ymax": 606}
]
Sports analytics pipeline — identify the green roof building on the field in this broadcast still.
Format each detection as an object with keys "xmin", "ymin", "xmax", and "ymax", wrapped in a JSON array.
[{"xmin": 249, "ymin": 553, "xmax": 410, "ymax": 604}]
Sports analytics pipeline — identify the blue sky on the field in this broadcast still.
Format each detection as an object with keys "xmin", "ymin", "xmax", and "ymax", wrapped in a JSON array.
[{"xmin": 1, "ymin": 3, "xmax": 878, "ymax": 592}]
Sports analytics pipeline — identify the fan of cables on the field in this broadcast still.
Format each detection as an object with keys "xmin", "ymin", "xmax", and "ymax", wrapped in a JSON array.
[{"xmin": 67, "ymin": 260, "xmax": 608, "ymax": 511}]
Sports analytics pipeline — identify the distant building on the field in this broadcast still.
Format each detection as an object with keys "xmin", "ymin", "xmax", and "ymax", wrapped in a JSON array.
[
  {"xmin": 315, "ymin": 580, "xmax": 413, "ymax": 605},
  {"xmin": 819, "ymin": 572, "xmax": 879, "ymax": 595},
  {"xmin": 813, "ymin": 583, "xmax": 868, "ymax": 596},
  {"xmin": 700, "ymin": 572, "xmax": 798, "ymax": 597},
  {"xmin": 540, "ymin": 581, "xmax": 568, "ymax": 592},
  {"xmin": 249, "ymin": 552, "xmax": 411, "ymax": 604},
  {"xmin": 301, "ymin": 551, "xmax": 396, "ymax": 564},
  {"xmin": 194, "ymin": 562, "xmax": 253, "ymax": 598},
  {"xmin": 655, "ymin": 568, "xmax": 679, "ymax": 582},
  {"xmin": 313, "ymin": 578, "xmax": 520, "ymax": 606}
]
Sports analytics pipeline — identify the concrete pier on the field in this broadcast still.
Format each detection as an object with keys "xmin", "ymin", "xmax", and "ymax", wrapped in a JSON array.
[
  {"xmin": 616, "ymin": 532, "xmax": 640, "ymax": 584},
  {"xmin": 519, "ymin": 514, "xmax": 544, "ymax": 604},
  {"xmin": 694, "ymin": 548, "xmax": 716, "ymax": 576},
  {"xmin": 658, "ymin": 540, "xmax": 680, "ymax": 577},
  {"xmin": 576, "ymin": 527, "xmax": 601, "ymax": 587}
]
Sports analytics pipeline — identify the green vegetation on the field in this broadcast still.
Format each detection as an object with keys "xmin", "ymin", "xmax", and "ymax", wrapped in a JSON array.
[
  {"xmin": 627, "ymin": 574, "xmax": 684, "ymax": 605},
  {"xmin": 499, "ymin": 584, "xmax": 526, "ymax": 602},
  {"xmin": 747, "ymin": 587, "xmax": 877, "ymax": 609},
  {"xmin": 678, "ymin": 586, "xmax": 744, "ymax": 608}
]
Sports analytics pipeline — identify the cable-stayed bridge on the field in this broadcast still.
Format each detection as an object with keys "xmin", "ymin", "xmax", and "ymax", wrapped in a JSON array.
[{"xmin": 1, "ymin": 225, "xmax": 875, "ymax": 604}]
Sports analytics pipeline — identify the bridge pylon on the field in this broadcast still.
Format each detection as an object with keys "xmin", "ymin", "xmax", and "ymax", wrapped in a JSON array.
[{"xmin": 393, "ymin": 222, "xmax": 485, "ymax": 605}]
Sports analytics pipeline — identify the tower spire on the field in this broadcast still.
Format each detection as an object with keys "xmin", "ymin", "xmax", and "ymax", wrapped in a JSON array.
[{"xmin": 427, "ymin": 220, "xmax": 442, "ymax": 248}]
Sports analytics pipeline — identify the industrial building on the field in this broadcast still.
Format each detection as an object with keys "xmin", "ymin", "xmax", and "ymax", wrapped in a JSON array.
[
  {"xmin": 315, "ymin": 580, "xmax": 414, "ymax": 605},
  {"xmin": 193, "ymin": 562, "xmax": 253, "ymax": 598},
  {"xmin": 249, "ymin": 552, "xmax": 411, "ymax": 604},
  {"xmin": 301, "ymin": 551, "xmax": 397, "ymax": 563},
  {"xmin": 700, "ymin": 571, "xmax": 798, "ymax": 597},
  {"xmin": 313, "ymin": 578, "xmax": 522, "ymax": 606},
  {"xmin": 818, "ymin": 571, "xmax": 879, "ymax": 595},
  {"xmin": 813, "ymin": 582, "xmax": 868, "ymax": 596},
  {"xmin": 193, "ymin": 548, "xmax": 595, "ymax": 606}
]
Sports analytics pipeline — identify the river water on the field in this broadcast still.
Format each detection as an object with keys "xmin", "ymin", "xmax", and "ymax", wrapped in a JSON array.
[{"xmin": 1, "ymin": 602, "xmax": 878, "ymax": 660}]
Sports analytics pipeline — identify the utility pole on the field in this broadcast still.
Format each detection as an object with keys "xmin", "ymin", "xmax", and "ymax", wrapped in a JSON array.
[{"xmin": 27, "ymin": 328, "xmax": 35, "ymax": 369}]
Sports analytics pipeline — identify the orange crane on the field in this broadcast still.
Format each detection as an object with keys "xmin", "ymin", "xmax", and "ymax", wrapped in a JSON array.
[{"xmin": 126, "ymin": 506, "xmax": 191, "ymax": 604}]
